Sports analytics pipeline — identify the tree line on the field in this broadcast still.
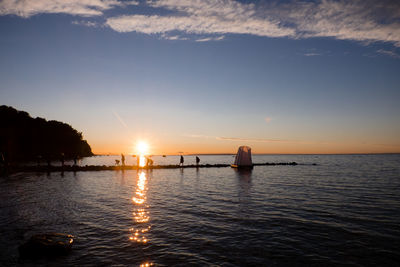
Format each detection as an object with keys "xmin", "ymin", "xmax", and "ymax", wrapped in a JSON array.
[{"xmin": 0, "ymin": 105, "xmax": 93, "ymax": 164}]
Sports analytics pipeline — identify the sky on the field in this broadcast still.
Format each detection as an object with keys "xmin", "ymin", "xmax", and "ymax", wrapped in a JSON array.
[{"xmin": 1, "ymin": 0, "xmax": 400, "ymax": 155}]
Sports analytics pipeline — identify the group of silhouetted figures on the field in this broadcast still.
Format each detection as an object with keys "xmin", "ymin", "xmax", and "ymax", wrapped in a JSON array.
[
  {"xmin": 116, "ymin": 154, "xmax": 155, "ymax": 167},
  {"xmin": 44, "ymin": 153, "xmax": 79, "ymax": 168},
  {"xmin": 0, "ymin": 151, "xmax": 79, "ymax": 171},
  {"xmin": 1, "ymin": 153, "xmax": 203, "ymax": 173},
  {"xmin": 114, "ymin": 154, "xmax": 201, "ymax": 167},
  {"xmin": 180, "ymin": 155, "xmax": 200, "ymax": 166}
]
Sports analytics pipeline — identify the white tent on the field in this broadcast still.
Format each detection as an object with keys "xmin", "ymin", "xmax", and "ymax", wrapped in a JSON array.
[{"xmin": 232, "ymin": 146, "xmax": 253, "ymax": 168}]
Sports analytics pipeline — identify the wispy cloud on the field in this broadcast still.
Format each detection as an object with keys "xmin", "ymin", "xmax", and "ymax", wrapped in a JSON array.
[
  {"xmin": 304, "ymin": 53, "xmax": 322, "ymax": 57},
  {"xmin": 105, "ymin": 0, "xmax": 295, "ymax": 38},
  {"xmin": 195, "ymin": 36, "xmax": 224, "ymax": 42},
  {"xmin": 216, "ymin": 136, "xmax": 292, "ymax": 143},
  {"xmin": 301, "ymin": 48, "xmax": 329, "ymax": 57},
  {"xmin": 183, "ymin": 134, "xmax": 215, "ymax": 139},
  {"xmin": 161, "ymin": 34, "xmax": 187, "ymax": 40},
  {"xmin": 72, "ymin": 20, "xmax": 98, "ymax": 27},
  {"xmin": 274, "ymin": 0, "xmax": 400, "ymax": 47},
  {"xmin": 1, "ymin": 0, "xmax": 400, "ymax": 46},
  {"xmin": 184, "ymin": 133, "xmax": 322, "ymax": 145},
  {"xmin": 104, "ymin": 0, "xmax": 400, "ymax": 45},
  {"xmin": 0, "ymin": 0, "xmax": 139, "ymax": 18},
  {"xmin": 217, "ymin": 136, "xmax": 334, "ymax": 145},
  {"xmin": 377, "ymin": 49, "xmax": 400, "ymax": 58}
]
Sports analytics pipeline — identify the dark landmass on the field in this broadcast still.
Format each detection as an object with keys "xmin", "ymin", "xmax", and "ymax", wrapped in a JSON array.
[{"xmin": 0, "ymin": 105, "xmax": 93, "ymax": 165}]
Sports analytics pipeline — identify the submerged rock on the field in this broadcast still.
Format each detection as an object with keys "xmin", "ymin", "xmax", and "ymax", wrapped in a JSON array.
[{"xmin": 19, "ymin": 233, "xmax": 74, "ymax": 258}]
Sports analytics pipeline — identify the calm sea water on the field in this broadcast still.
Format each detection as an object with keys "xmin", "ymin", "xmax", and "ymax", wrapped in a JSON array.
[{"xmin": 1, "ymin": 154, "xmax": 399, "ymax": 266}]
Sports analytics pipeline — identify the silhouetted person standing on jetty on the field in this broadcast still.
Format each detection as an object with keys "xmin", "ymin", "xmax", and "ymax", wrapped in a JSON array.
[
  {"xmin": 121, "ymin": 154, "xmax": 125, "ymax": 166},
  {"xmin": 196, "ymin": 156, "xmax": 200, "ymax": 166},
  {"xmin": 180, "ymin": 155, "xmax": 184, "ymax": 166},
  {"xmin": 144, "ymin": 157, "xmax": 154, "ymax": 167}
]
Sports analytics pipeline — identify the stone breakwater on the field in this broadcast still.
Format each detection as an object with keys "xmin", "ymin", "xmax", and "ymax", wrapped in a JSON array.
[{"xmin": 2, "ymin": 162, "xmax": 307, "ymax": 174}]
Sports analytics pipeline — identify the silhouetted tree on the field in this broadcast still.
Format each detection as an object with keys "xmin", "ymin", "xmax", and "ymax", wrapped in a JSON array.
[{"xmin": 0, "ymin": 105, "xmax": 93, "ymax": 163}]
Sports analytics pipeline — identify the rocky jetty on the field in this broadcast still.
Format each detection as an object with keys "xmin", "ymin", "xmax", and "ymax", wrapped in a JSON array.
[{"xmin": 3, "ymin": 162, "xmax": 304, "ymax": 174}]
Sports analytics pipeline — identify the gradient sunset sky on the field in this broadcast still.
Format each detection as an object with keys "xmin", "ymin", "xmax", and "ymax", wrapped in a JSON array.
[{"xmin": 1, "ymin": 0, "xmax": 399, "ymax": 155}]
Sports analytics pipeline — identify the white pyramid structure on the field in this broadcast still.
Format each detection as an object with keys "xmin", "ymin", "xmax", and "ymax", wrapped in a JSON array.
[{"xmin": 232, "ymin": 146, "xmax": 253, "ymax": 167}]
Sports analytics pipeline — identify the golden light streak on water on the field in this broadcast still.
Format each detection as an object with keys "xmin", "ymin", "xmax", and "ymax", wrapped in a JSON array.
[
  {"xmin": 130, "ymin": 170, "xmax": 151, "ymax": 246},
  {"xmin": 140, "ymin": 262, "xmax": 154, "ymax": 267}
]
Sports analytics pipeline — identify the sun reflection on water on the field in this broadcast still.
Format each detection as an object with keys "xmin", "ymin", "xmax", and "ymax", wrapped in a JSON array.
[
  {"xmin": 140, "ymin": 262, "xmax": 154, "ymax": 267},
  {"xmin": 130, "ymin": 167, "xmax": 151, "ymax": 245}
]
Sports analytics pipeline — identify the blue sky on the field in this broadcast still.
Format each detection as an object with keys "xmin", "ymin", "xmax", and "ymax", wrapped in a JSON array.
[{"xmin": 1, "ymin": 0, "xmax": 400, "ymax": 154}]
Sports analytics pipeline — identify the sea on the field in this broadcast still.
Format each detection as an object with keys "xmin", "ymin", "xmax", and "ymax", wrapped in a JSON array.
[{"xmin": 0, "ymin": 154, "xmax": 399, "ymax": 266}]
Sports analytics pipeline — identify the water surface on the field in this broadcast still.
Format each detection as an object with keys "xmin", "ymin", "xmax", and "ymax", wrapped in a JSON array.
[{"xmin": 1, "ymin": 154, "xmax": 399, "ymax": 266}]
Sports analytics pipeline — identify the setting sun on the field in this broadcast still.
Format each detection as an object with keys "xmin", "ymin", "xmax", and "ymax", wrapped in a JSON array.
[{"xmin": 136, "ymin": 141, "xmax": 149, "ymax": 155}]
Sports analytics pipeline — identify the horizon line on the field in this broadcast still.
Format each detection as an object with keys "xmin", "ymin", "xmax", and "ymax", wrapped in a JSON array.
[{"xmin": 92, "ymin": 152, "xmax": 400, "ymax": 156}]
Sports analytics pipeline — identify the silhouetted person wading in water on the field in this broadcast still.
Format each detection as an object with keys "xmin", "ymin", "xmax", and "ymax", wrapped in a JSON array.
[{"xmin": 180, "ymin": 155, "xmax": 184, "ymax": 166}]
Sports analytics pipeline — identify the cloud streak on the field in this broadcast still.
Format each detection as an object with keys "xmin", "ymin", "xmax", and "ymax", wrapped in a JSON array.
[
  {"xmin": 105, "ymin": 1, "xmax": 295, "ymax": 38},
  {"xmin": 216, "ymin": 136, "xmax": 292, "ymax": 143},
  {"xmin": 1, "ymin": 0, "xmax": 400, "ymax": 46},
  {"xmin": 195, "ymin": 36, "xmax": 224, "ymax": 42},
  {"xmin": 0, "ymin": 0, "xmax": 139, "ymax": 18},
  {"xmin": 112, "ymin": 110, "xmax": 129, "ymax": 129},
  {"xmin": 184, "ymin": 133, "xmax": 325, "ymax": 145},
  {"xmin": 216, "ymin": 136, "xmax": 334, "ymax": 145},
  {"xmin": 304, "ymin": 53, "xmax": 322, "ymax": 57},
  {"xmin": 377, "ymin": 49, "xmax": 400, "ymax": 58},
  {"xmin": 72, "ymin": 20, "xmax": 98, "ymax": 27},
  {"xmin": 272, "ymin": 0, "xmax": 400, "ymax": 47},
  {"xmin": 106, "ymin": 0, "xmax": 400, "ymax": 45}
]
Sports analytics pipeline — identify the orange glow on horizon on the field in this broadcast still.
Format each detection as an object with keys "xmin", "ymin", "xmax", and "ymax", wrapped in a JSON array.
[{"xmin": 91, "ymin": 138, "xmax": 400, "ymax": 155}]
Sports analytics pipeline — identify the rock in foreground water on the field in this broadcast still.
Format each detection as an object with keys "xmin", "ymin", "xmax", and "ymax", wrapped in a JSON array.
[{"xmin": 19, "ymin": 233, "xmax": 74, "ymax": 258}]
